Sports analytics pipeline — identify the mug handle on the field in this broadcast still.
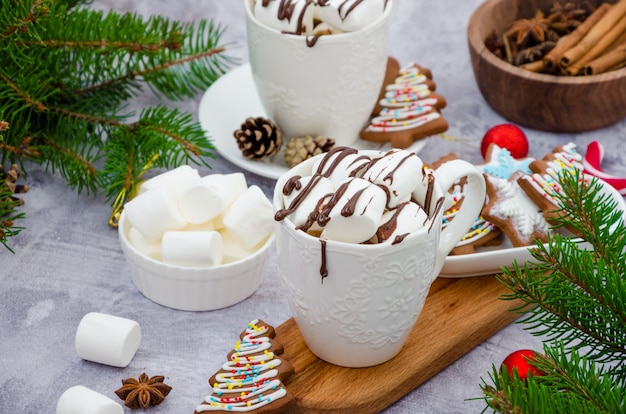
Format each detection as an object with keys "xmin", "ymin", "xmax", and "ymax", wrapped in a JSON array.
[{"xmin": 432, "ymin": 159, "xmax": 486, "ymax": 275}]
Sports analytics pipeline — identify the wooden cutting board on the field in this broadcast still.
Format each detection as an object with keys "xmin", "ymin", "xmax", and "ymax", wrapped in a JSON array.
[{"xmin": 275, "ymin": 274, "xmax": 523, "ymax": 413}]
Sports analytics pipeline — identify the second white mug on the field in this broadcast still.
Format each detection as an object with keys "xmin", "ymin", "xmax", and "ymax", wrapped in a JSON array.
[{"xmin": 244, "ymin": 0, "xmax": 396, "ymax": 146}]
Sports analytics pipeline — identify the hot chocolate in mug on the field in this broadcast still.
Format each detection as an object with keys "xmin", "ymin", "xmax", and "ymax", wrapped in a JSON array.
[
  {"xmin": 244, "ymin": 0, "xmax": 396, "ymax": 146},
  {"xmin": 273, "ymin": 148, "xmax": 486, "ymax": 367}
]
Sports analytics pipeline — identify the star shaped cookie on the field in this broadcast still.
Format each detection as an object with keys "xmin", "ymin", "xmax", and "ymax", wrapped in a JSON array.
[{"xmin": 482, "ymin": 171, "xmax": 550, "ymax": 247}]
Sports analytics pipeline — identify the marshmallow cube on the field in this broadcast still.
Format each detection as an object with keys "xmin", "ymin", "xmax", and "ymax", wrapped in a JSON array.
[
  {"xmin": 161, "ymin": 231, "xmax": 223, "ymax": 267},
  {"xmin": 56, "ymin": 385, "xmax": 123, "ymax": 414},
  {"xmin": 138, "ymin": 165, "xmax": 200, "ymax": 199},
  {"xmin": 179, "ymin": 173, "xmax": 247, "ymax": 224},
  {"xmin": 127, "ymin": 226, "xmax": 162, "ymax": 261},
  {"xmin": 282, "ymin": 175, "xmax": 334, "ymax": 230},
  {"xmin": 184, "ymin": 220, "xmax": 217, "ymax": 232},
  {"xmin": 362, "ymin": 149, "xmax": 423, "ymax": 208},
  {"xmin": 123, "ymin": 186, "xmax": 187, "ymax": 241},
  {"xmin": 378, "ymin": 201, "xmax": 428, "ymax": 243},
  {"xmin": 75, "ymin": 312, "xmax": 141, "ymax": 368},
  {"xmin": 221, "ymin": 228, "xmax": 261, "ymax": 264},
  {"xmin": 222, "ymin": 185, "xmax": 274, "ymax": 250},
  {"xmin": 412, "ymin": 172, "xmax": 440, "ymax": 215},
  {"xmin": 253, "ymin": 0, "xmax": 315, "ymax": 34},
  {"xmin": 317, "ymin": 0, "xmax": 387, "ymax": 32},
  {"xmin": 322, "ymin": 177, "xmax": 387, "ymax": 243},
  {"xmin": 312, "ymin": 151, "xmax": 371, "ymax": 187}
]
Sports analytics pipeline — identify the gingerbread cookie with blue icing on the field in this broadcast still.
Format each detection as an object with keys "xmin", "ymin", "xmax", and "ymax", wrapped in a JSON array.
[
  {"xmin": 477, "ymin": 143, "xmax": 534, "ymax": 180},
  {"xmin": 360, "ymin": 57, "xmax": 448, "ymax": 149}
]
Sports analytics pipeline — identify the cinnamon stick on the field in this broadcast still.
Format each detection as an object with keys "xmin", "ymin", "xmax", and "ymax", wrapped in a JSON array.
[
  {"xmin": 564, "ymin": 12, "xmax": 626, "ymax": 75},
  {"xmin": 583, "ymin": 41, "xmax": 626, "ymax": 75},
  {"xmin": 543, "ymin": 2, "xmax": 612, "ymax": 70},
  {"xmin": 520, "ymin": 60, "xmax": 546, "ymax": 73},
  {"xmin": 561, "ymin": 0, "xmax": 626, "ymax": 68}
]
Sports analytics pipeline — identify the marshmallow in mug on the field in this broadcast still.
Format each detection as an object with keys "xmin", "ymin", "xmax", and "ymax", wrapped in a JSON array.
[
  {"xmin": 275, "ymin": 147, "xmax": 438, "ymax": 244},
  {"xmin": 320, "ymin": 177, "xmax": 387, "ymax": 244},
  {"xmin": 253, "ymin": 0, "xmax": 316, "ymax": 34},
  {"xmin": 57, "ymin": 385, "xmax": 123, "ymax": 414},
  {"xmin": 252, "ymin": 0, "xmax": 389, "ymax": 35},
  {"xmin": 317, "ymin": 0, "xmax": 389, "ymax": 32}
]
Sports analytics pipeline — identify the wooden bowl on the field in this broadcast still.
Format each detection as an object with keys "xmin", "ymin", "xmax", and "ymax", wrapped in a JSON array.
[{"xmin": 468, "ymin": 0, "xmax": 626, "ymax": 132}]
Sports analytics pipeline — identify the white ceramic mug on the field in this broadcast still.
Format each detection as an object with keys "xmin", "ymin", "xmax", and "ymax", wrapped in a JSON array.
[
  {"xmin": 244, "ymin": 0, "xmax": 396, "ymax": 146},
  {"xmin": 273, "ymin": 151, "xmax": 486, "ymax": 367}
]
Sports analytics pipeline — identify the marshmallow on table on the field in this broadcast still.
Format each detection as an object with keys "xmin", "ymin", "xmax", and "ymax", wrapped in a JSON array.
[
  {"xmin": 253, "ymin": 0, "xmax": 315, "ymax": 34},
  {"xmin": 123, "ymin": 186, "xmax": 187, "ymax": 241},
  {"xmin": 377, "ymin": 201, "xmax": 428, "ymax": 243},
  {"xmin": 127, "ymin": 227, "xmax": 162, "ymax": 261},
  {"xmin": 281, "ymin": 175, "xmax": 334, "ymax": 231},
  {"xmin": 222, "ymin": 185, "xmax": 274, "ymax": 250},
  {"xmin": 138, "ymin": 165, "xmax": 200, "ymax": 199},
  {"xmin": 57, "ymin": 385, "xmax": 123, "ymax": 414},
  {"xmin": 179, "ymin": 173, "xmax": 247, "ymax": 224},
  {"xmin": 320, "ymin": 177, "xmax": 387, "ymax": 243},
  {"xmin": 317, "ymin": 0, "xmax": 387, "ymax": 32},
  {"xmin": 75, "ymin": 312, "xmax": 141, "ymax": 368},
  {"xmin": 161, "ymin": 231, "xmax": 223, "ymax": 267},
  {"xmin": 362, "ymin": 149, "xmax": 423, "ymax": 208}
]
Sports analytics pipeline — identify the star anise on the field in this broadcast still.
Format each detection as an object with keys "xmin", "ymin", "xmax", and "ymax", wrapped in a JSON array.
[
  {"xmin": 548, "ymin": 1, "xmax": 589, "ymax": 34},
  {"xmin": 505, "ymin": 10, "xmax": 552, "ymax": 46},
  {"xmin": 114, "ymin": 373, "xmax": 172, "ymax": 409}
]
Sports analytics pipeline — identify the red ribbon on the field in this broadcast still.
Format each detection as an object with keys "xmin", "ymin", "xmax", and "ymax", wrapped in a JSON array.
[{"xmin": 583, "ymin": 141, "xmax": 626, "ymax": 196}]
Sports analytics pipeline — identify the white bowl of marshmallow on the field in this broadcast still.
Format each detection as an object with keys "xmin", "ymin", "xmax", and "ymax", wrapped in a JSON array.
[{"xmin": 118, "ymin": 165, "xmax": 274, "ymax": 311}]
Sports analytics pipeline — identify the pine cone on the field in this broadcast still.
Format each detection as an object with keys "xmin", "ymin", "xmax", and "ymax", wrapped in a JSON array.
[
  {"xmin": 284, "ymin": 135, "xmax": 335, "ymax": 168},
  {"xmin": 233, "ymin": 117, "xmax": 282, "ymax": 160}
]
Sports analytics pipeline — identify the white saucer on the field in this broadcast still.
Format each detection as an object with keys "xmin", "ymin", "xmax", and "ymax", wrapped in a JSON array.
[{"xmin": 198, "ymin": 64, "xmax": 430, "ymax": 180}]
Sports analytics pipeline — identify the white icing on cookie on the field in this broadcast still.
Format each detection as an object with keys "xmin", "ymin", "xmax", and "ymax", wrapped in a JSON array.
[{"xmin": 484, "ymin": 173, "xmax": 550, "ymax": 244}]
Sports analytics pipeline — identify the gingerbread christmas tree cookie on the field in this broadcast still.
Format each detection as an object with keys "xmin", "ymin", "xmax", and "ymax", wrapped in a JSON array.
[
  {"xmin": 360, "ymin": 57, "xmax": 449, "ymax": 149},
  {"xmin": 194, "ymin": 319, "xmax": 295, "ymax": 413}
]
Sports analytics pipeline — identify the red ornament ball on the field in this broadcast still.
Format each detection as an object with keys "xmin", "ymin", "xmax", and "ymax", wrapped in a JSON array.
[
  {"xmin": 500, "ymin": 349, "xmax": 543, "ymax": 381},
  {"xmin": 481, "ymin": 124, "xmax": 529, "ymax": 159}
]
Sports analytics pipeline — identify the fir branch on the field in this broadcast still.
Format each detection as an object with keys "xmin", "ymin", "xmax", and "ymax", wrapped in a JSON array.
[
  {"xmin": 481, "ymin": 345, "xmax": 625, "ymax": 414},
  {"xmin": 0, "ymin": 188, "xmax": 24, "ymax": 253},
  {"xmin": 482, "ymin": 171, "xmax": 626, "ymax": 412},
  {"xmin": 0, "ymin": 0, "xmax": 232, "ymax": 250},
  {"xmin": 0, "ymin": 151, "xmax": 26, "ymax": 253}
]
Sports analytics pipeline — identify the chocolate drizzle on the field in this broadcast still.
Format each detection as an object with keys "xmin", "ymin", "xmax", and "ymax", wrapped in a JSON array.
[
  {"xmin": 338, "ymin": 0, "xmax": 365, "ymax": 22},
  {"xmin": 275, "ymin": 146, "xmax": 360, "ymax": 225},
  {"xmin": 375, "ymin": 201, "xmax": 409, "ymax": 242},
  {"xmin": 320, "ymin": 239, "xmax": 328, "ymax": 283},
  {"xmin": 282, "ymin": 175, "xmax": 302, "ymax": 195},
  {"xmin": 423, "ymin": 173, "xmax": 435, "ymax": 214},
  {"xmin": 306, "ymin": 35, "xmax": 321, "ymax": 47}
]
